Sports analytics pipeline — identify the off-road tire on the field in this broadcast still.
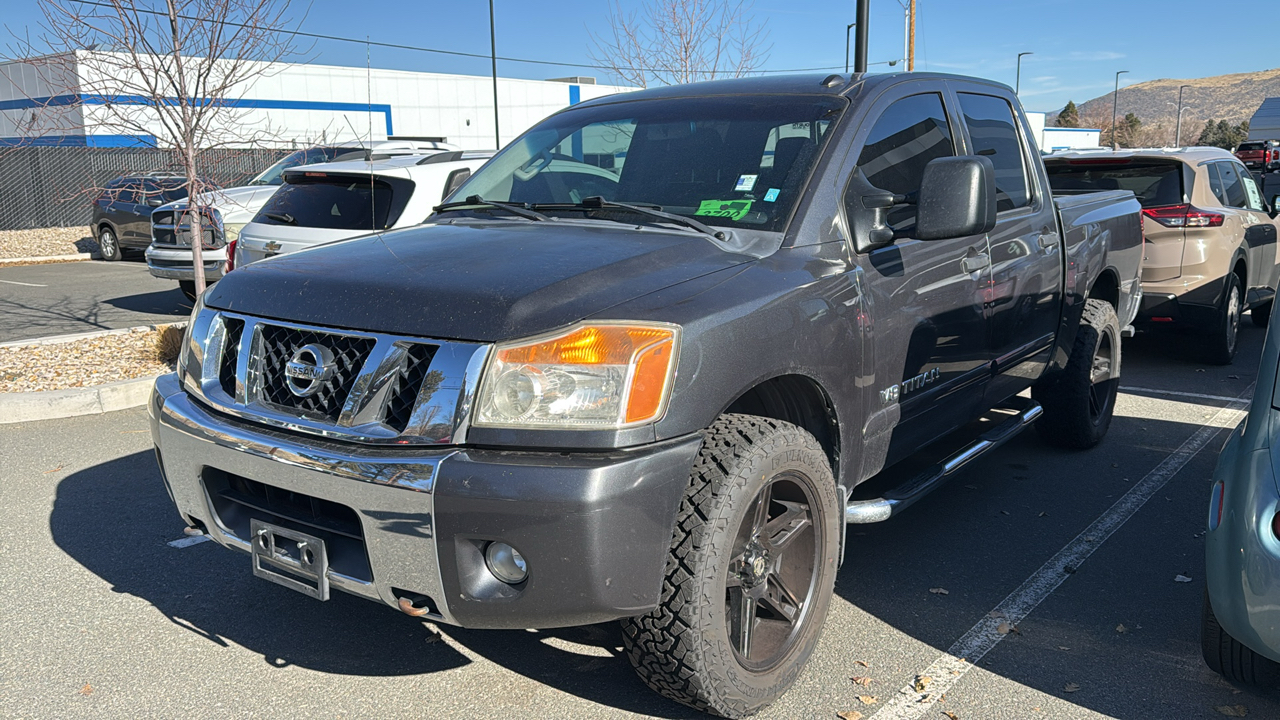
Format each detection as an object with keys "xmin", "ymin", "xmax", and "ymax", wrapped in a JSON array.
[
  {"xmin": 179, "ymin": 280, "xmax": 199, "ymax": 302},
  {"xmin": 1032, "ymin": 298, "xmax": 1120, "ymax": 449},
  {"xmin": 97, "ymin": 225, "xmax": 121, "ymax": 261},
  {"xmin": 620, "ymin": 414, "xmax": 840, "ymax": 718},
  {"xmin": 1251, "ymin": 299, "xmax": 1272, "ymax": 328},
  {"xmin": 1207, "ymin": 274, "xmax": 1243, "ymax": 365},
  {"xmin": 1202, "ymin": 590, "xmax": 1280, "ymax": 686}
]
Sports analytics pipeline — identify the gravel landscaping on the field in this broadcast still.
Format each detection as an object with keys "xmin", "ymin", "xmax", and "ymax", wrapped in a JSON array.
[
  {"xmin": 0, "ymin": 227, "xmax": 97, "ymax": 260},
  {"xmin": 0, "ymin": 326, "xmax": 180, "ymax": 393}
]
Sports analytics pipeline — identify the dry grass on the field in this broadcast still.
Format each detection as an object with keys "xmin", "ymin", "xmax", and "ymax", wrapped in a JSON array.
[{"xmin": 152, "ymin": 324, "xmax": 185, "ymax": 364}]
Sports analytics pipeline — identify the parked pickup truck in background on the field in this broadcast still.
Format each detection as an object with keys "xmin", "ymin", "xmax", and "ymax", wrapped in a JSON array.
[{"xmin": 151, "ymin": 72, "xmax": 1141, "ymax": 717}]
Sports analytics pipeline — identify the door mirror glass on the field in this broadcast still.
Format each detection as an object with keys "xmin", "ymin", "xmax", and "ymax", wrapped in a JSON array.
[
  {"xmin": 146, "ymin": 196, "xmax": 166, "ymax": 207},
  {"xmin": 916, "ymin": 156, "xmax": 997, "ymax": 240}
]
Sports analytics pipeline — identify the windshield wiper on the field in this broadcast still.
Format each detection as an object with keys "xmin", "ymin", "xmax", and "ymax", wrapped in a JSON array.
[
  {"xmin": 531, "ymin": 196, "xmax": 725, "ymax": 240},
  {"xmin": 434, "ymin": 195, "xmax": 550, "ymax": 222},
  {"xmin": 264, "ymin": 212, "xmax": 296, "ymax": 225}
]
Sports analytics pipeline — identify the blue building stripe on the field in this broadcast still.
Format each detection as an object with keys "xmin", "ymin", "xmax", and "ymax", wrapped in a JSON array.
[
  {"xmin": 0, "ymin": 134, "xmax": 157, "ymax": 147},
  {"xmin": 568, "ymin": 85, "xmax": 581, "ymax": 105},
  {"xmin": 0, "ymin": 94, "xmax": 394, "ymax": 137}
]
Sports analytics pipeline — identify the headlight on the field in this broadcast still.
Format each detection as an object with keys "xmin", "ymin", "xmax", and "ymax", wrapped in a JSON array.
[
  {"xmin": 475, "ymin": 322, "xmax": 680, "ymax": 429},
  {"xmin": 223, "ymin": 222, "xmax": 245, "ymax": 244}
]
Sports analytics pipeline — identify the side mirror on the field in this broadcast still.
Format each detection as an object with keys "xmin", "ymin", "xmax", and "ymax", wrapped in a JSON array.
[
  {"xmin": 915, "ymin": 156, "xmax": 997, "ymax": 240},
  {"xmin": 1272, "ymin": 195, "xmax": 1280, "ymax": 218},
  {"xmin": 146, "ymin": 196, "xmax": 165, "ymax": 207}
]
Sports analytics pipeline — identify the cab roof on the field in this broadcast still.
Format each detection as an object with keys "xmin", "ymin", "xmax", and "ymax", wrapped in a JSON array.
[{"xmin": 1046, "ymin": 146, "xmax": 1238, "ymax": 164}]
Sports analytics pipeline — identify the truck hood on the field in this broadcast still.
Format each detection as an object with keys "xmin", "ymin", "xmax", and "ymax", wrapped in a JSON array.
[
  {"xmin": 160, "ymin": 185, "xmax": 280, "ymax": 224},
  {"xmin": 204, "ymin": 219, "xmax": 760, "ymax": 342}
]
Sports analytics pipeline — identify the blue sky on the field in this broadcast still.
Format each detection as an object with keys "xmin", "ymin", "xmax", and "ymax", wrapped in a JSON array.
[{"xmin": 7, "ymin": 0, "xmax": 1275, "ymax": 113}]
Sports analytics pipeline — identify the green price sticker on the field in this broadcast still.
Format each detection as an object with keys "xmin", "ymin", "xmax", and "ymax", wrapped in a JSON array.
[{"xmin": 695, "ymin": 199, "xmax": 753, "ymax": 221}]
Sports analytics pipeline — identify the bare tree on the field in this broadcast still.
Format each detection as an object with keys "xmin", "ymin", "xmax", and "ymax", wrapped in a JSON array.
[
  {"xmin": 15, "ymin": 0, "xmax": 304, "ymax": 293},
  {"xmin": 589, "ymin": 0, "xmax": 770, "ymax": 88}
]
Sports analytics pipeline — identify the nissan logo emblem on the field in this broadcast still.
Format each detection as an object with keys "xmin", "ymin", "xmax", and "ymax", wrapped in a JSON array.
[{"xmin": 284, "ymin": 343, "xmax": 336, "ymax": 397}]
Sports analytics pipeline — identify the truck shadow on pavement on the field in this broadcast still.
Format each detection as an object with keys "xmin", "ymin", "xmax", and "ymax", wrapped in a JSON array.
[
  {"xmin": 49, "ymin": 450, "xmax": 469, "ymax": 678},
  {"xmin": 103, "ymin": 288, "xmax": 192, "ymax": 316}
]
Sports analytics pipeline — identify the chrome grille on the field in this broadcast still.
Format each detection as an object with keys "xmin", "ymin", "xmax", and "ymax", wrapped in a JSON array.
[
  {"xmin": 151, "ymin": 208, "xmax": 221, "ymax": 248},
  {"xmin": 219, "ymin": 317, "xmax": 244, "ymax": 397},
  {"xmin": 258, "ymin": 325, "xmax": 375, "ymax": 422},
  {"xmin": 193, "ymin": 311, "xmax": 489, "ymax": 445}
]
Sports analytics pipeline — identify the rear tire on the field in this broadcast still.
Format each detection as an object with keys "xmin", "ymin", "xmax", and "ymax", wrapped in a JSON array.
[
  {"xmin": 179, "ymin": 280, "xmax": 199, "ymax": 302},
  {"xmin": 1032, "ymin": 298, "xmax": 1120, "ymax": 449},
  {"xmin": 621, "ymin": 414, "xmax": 840, "ymax": 718},
  {"xmin": 1202, "ymin": 590, "xmax": 1280, "ymax": 686},
  {"xmin": 1251, "ymin": 299, "xmax": 1272, "ymax": 328},
  {"xmin": 97, "ymin": 226, "xmax": 121, "ymax": 261},
  {"xmin": 1207, "ymin": 274, "xmax": 1242, "ymax": 365}
]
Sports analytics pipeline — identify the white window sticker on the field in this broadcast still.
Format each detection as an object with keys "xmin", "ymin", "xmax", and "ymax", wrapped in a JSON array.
[
  {"xmin": 1244, "ymin": 176, "xmax": 1262, "ymax": 210},
  {"xmin": 735, "ymin": 174, "xmax": 758, "ymax": 192}
]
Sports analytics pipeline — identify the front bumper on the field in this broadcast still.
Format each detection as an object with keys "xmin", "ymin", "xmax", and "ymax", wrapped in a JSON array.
[
  {"xmin": 1206, "ymin": 424, "xmax": 1280, "ymax": 664},
  {"xmin": 149, "ymin": 372, "xmax": 700, "ymax": 629},
  {"xmin": 146, "ymin": 244, "xmax": 227, "ymax": 282}
]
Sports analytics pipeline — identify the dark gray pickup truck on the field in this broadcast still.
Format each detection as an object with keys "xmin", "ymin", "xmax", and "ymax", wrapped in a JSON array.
[{"xmin": 150, "ymin": 72, "xmax": 1141, "ymax": 716}]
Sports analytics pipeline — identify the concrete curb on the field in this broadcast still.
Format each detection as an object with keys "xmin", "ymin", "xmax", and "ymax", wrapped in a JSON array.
[
  {"xmin": 0, "ymin": 321, "xmax": 187, "ymax": 349},
  {"xmin": 0, "ymin": 373, "xmax": 161, "ymax": 424},
  {"xmin": 0, "ymin": 253, "xmax": 97, "ymax": 266}
]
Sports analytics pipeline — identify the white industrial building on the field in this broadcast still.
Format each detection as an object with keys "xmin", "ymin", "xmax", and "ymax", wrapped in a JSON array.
[
  {"xmin": 1024, "ymin": 111, "xmax": 1102, "ymax": 152},
  {"xmin": 0, "ymin": 50, "xmax": 634, "ymax": 149}
]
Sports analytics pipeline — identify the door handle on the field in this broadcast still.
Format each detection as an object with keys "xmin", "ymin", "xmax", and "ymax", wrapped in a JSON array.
[
  {"xmin": 961, "ymin": 252, "xmax": 990, "ymax": 273},
  {"xmin": 1038, "ymin": 231, "xmax": 1059, "ymax": 249}
]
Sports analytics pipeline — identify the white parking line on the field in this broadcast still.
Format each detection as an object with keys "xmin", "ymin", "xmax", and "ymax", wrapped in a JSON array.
[
  {"xmin": 1121, "ymin": 386, "xmax": 1249, "ymax": 404},
  {"xmin": 868, "ymin": 389, "xmax": 1251, "ymax": 720},
  {"xmin": 0, "ymin": 279, "xmax": 48, "ymax": 287},
  {"xmin": 167, "ymin": 535, "xmax": 211, "ymax": 549}
]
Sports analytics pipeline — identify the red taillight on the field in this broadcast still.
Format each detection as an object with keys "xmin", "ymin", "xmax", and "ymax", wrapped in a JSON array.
[
  {"xmin": 224, "ymin": 237, "xmax": 237, "ymax": 273},
  {"xmin": 1141, "ymin": 204, "xmax": 1224, "ymax": 228}
]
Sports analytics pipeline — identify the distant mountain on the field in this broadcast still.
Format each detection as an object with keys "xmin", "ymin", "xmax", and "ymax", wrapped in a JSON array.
[{"xmin": 1049, "ymin": 68, "xmax": 1280, "ymax": 141}]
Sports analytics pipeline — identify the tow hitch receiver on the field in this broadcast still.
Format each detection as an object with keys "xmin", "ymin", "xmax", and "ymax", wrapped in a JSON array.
[{"xmin": 250, "ymin": 519, "xmax": 330, "ymax": 601}]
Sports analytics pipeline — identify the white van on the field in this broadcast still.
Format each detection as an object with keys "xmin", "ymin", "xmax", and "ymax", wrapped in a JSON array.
[{"xmin": 231, "ymin": 151, "xmax": 493, "ymax": 270}]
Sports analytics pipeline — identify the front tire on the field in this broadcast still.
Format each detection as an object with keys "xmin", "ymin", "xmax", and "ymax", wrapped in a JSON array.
[
  {"xmin": 1207, "ymin": 274, "xmax": 1243, "ymax": 365},
  {"xmin": 1032, "ymin": 298, "xmax": 1120, "ymax": 449},
  {"xmin": 1202, "ymin": 590, "xmax": 1280, "ymax": 686},
  {"xmin": 621, "ymin": 414, "xmax": 840, "ymax": 718},
  {"xmin": 97, "ymin": 226, "xmax": 121, "ymax": 261}
]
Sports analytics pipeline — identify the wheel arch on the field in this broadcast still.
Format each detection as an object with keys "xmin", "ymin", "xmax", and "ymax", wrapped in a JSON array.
[
  {"xmin": 722, "ymin": 373, "xmax": 842, "ymax": 485},
  {"xmin": 1087, "ymin": 267, "xmax": 1120, "ymax": 312}
]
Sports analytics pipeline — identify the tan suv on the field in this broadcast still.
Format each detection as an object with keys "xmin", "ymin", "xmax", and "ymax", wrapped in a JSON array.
[{"xmin": 1046, "ymin": 147, "xmax": 1280, "ymax": 363}]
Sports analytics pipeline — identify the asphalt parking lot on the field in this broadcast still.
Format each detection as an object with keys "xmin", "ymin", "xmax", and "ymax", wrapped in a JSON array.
[
  {"xmin": 4, "ymin": 324, "xmax": 1280, "ymax": 719},
  {"xmin": 0, "ymin": 259, "xmax": 192, "ymax": 343}
]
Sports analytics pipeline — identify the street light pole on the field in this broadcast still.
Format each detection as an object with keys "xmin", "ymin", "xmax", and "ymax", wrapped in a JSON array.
[
  {"xmin": 1016, "ymin": 52, "xmax": 1033, "ymax": 95},
  {"xmin": 845, "ymin": 22, "xmax": 856, "ymax": 74},
  {"xmin": 1111, "ymin": 70, "xmax": 1128, "ymax": 150},
  {"xmin": 1175, "ymin": 84, "xmax": 1190, "ymax": 147},
  {"xmin": 489, "ymin": 0, "xmax": 500, "ymax": 149}
]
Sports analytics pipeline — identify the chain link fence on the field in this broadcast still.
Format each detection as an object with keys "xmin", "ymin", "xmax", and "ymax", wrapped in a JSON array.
[{"xmin": 0, "ymin": 147, "xmax": 288, "ymax": 230}]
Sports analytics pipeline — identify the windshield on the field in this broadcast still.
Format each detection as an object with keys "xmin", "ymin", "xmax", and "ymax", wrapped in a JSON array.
[
  {"xmin": 249, "ymin": 147, "xmax": 352, "ymax": 186},
  {"xmin": 450, "ymin": 94, "xmax": 845, "ymax": 232},
  {"xmin": 254, "ymin": 174, "xmax": 406, "ymax": 230},
  {"xmin": 1045, "ymin": 160, "xmax": 1185, "ymax": 208}
]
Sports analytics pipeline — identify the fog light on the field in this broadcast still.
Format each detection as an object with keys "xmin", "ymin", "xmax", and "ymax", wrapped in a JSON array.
[{"xmin": 485, "ymin": 542, "xmax": 528, "ymax": 584}]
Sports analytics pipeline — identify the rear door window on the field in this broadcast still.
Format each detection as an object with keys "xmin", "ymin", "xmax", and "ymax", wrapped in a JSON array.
[
  {"xmin": 256, "ymin": 175, "xmax": 411, "ymax": 230},
  {"xmin": 1206, "ymin": 163, "xmax": 1228, "ymax": 205},
  {"xmin": 1218, "ymin": 162, "xmax": 1248, "ymax": 208},
  {"xmin": 957, "ymin": 93, "xmax": 1032, "ymax": 212},
  {"xmin": 851, "ymin": 92, "xmax": 955, "ymax": 227},
  {"xmin": 111, "ymin": 180, "xmax": 141, "ymax": 204},
  {"xmin": 1045, "ymin": 160, "xmax": 1184, "ymax": 208}
]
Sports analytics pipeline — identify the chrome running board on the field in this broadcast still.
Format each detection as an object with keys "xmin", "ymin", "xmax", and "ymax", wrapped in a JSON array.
[{"xmin": 845, "ymin": 399, "xmax": 1043, "ymax": 524}]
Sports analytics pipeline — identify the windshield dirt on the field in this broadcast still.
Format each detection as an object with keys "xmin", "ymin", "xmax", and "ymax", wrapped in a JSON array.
[{"xmin": 450, "ymin": 95, "xmax": 846, "ymax": 233}]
